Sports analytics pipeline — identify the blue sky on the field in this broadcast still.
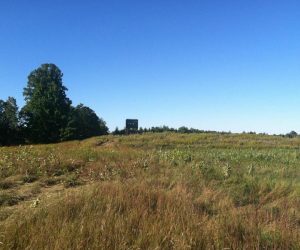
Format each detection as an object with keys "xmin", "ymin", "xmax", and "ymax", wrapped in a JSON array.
[{"xmin": 0, "ymin": 0, "xmax": 299, "ymax": 133}]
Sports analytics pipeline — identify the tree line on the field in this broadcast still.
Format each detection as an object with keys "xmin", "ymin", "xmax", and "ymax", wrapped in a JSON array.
[
  {"xmin": 0, "ymin": 63, "xmax": 108, "ymax": 146},
  {"xmin": 112, "ymin": 125, "xmax": 231, "ymax": 135},
  {"xmin": 113, "ymin": 125, "xmax": 298, "ymax": 138}
]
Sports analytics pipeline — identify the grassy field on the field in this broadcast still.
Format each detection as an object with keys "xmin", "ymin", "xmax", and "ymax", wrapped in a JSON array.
[{"xmin": 0, "ymin": 133, "xmax": 299, "ymax": 249}]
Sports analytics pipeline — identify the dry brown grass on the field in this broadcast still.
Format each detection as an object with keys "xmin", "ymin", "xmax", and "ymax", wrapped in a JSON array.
[{"xmin": 0, "ymin": 133, "xmax": 299, "ymax": 249}]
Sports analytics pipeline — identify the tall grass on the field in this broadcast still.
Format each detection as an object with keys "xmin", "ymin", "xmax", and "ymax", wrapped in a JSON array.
[{"xmin": 0, "ymin": 133, "xmax": 299, "ymax": 249}]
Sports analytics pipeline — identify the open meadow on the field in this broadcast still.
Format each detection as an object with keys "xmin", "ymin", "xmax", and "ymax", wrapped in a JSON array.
[{"xmin": 0, "ymin": 133, "xmax": 299, "ymax": 249}]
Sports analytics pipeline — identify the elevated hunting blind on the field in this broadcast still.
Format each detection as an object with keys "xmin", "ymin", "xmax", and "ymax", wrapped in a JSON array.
[{"xmin": 126, "ymin": 119, "xmax": 138, "ymax": 134}]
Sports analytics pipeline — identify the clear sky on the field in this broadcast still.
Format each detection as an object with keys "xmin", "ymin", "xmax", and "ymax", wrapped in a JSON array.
[{"xmin": 0, "ymin": 0, "xmax": 299, "ymax": 133}]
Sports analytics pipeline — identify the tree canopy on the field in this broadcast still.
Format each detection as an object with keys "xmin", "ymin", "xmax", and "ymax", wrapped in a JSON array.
[
  {"xmin": 0, "ymin": 97, "xmax": 21, "ymax": 145},
  {"xmin": 0, "ymin": 63, "xmax": 108, "ymax": 145},
  {"xmin": 21, "ymin": 64, "xmax": 72, "ymax": 143},
  {"xmin": 65, "ymin": 104, "xmax": 108, "ymax": 140}
]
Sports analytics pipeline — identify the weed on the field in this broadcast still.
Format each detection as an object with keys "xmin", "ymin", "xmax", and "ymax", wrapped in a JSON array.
[
  {"xmin": 22, "ymin": 174, "xmax": 38, "ymax": 183},
  {"xmin": 0, "ymin": 193, "xmax": 23, "ymax": 206},
  {"xmin": 43, "ymin": 177, "xmax": 63, "ymax": 186},
  {"xmin": 64, "ymin": 175, "xmax": 82, "ymax": 188},
  {"xmin": 0, "ymin": 180, "xmax": 16, "ymax": 190}
]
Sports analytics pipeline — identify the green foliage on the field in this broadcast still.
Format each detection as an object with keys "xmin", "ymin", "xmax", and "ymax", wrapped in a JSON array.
[
  {"xmin": 0, "ymin": 63, "xmax": 108, "ymax": 145},
  {"xmin": 0, "ymin": 97, "xmax": 21, "ymax": 145},
  {"xmin": 286, "ymin": 130, "xmax": 298, "ymax": 138},
  {"xmin": 43, "ymin": 177, "xmax": 63, "ymax": 186},
  {"xmin": 64, "ymin": 174, "xmax": 82, "ymax": 188},
  {"xmin": 114, "ymin": 125, "xmax": 231, "ymax": 135},
  {"xmin": 21, "ymin": 63, "xmax": 72, "ymax": 143},
  {"xmin": 22, "ymin": 174, "xmax": 38, "ymax": 183},
  {"xmin": 178, "ymin": 126, "xmax": 190, "ymax": 133},
  {"xmin": 0, "ymin": 180, "xmax": 16, "ymax": 190},
  {"xmin": 63, "ymin": 104, "xmax": 108, "ymax": 140},
  {"xmin": 0, "ymin": 193, "xmax": 22, "ymax": 206}
]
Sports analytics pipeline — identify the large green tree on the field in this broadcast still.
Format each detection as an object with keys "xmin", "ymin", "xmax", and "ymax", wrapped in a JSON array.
[{"xmin": 21, "ymin": 64, "xmax": 72, "ymax": 143}]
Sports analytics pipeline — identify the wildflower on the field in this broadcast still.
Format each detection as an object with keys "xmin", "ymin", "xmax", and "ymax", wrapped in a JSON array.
[
  {"xmin": 31, "ymin": 198, "xmax": 40, "ymax": 208},
  {"xmin": 223, "ymin": 163, "xmax": 231, "ymax": 178}
]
